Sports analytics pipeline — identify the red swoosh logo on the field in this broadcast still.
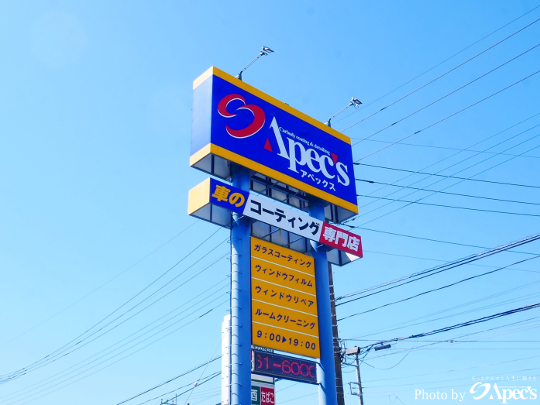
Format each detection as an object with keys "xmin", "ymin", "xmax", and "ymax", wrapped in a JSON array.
[{"xmin": 217, "ymin": 94, "xmax": 266, "ymax": 138}]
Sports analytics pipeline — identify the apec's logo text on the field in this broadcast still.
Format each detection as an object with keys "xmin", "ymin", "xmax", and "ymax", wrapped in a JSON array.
[
  {"xmin": 217, "ymin": 94, "xmax": 351, "ymax": 188},
  {"xmin": 414, "ymin": 384, "xmax": 537, "ymax": 404},
  {"xmin": 471, "ymin": 383, "xmax": 537, "ymax": 404}
]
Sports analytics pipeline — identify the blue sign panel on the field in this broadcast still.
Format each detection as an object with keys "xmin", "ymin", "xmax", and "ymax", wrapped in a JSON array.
[{"xmin": 191, "ymin": 67, "xmax": 358, "ymax": 219}]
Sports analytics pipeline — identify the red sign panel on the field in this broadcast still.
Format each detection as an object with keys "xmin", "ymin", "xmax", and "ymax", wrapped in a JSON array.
[{"xmin": 260, "ymin": 387, "xmax": 275, "ymax": 405}]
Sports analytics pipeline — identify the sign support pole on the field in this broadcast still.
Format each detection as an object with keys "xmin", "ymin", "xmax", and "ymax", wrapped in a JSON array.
[
  {"xmin": 309, "ymin": 198, "xmax": 338, "ymax": 405},
  {"xmin": 230, "ymin": 164, "xmax": 252, "ymax": 405}
]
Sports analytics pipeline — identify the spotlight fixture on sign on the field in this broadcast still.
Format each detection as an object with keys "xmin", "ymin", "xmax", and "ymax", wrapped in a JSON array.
[
  {"xmin": 325, "ymin": 97, "xmax": 362, "ymax": 128},
  {"xmin": 236, "ymin": 46, "xmax": 274, "ymax": 81}
]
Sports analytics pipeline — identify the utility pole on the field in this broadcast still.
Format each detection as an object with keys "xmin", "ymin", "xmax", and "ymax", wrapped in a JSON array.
[
  {"xmin": 345, "ymin": 344, "xmax": 392, "ymax": 405},
  {"xmin": 345, "ymin": 347, "xmax": 364, "ymax": 405},
  {"xmin": 328, "ymin": 263, "xmax": 345, "ymax": 405},
  {"xmin": 354, "ymin": 350, "xmax": 364, "ymax": 405}
]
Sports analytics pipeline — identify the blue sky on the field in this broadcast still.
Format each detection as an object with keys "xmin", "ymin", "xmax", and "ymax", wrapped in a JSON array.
[{"xmin": 1, "ymin": 1, "xmax": 539, "ymax": 404}]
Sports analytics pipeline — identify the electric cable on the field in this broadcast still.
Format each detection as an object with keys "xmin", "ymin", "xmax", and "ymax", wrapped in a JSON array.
[
  {"xmin": 332, "ymin": 4, "xmax": 540, "ymax": 127},
  {"xmin": 356, "ymin": 178, "xmax": 540, "ymax": 207},
  {"xmin": 115, "ymin": 357, "xmax": 221, "ymax": 405},
  {"xmin": 350, "ymin": 317, "xmax": 540, "ymax": 354},
  {"xmin": 335, "ymin": 232, "xmax": 540, "ymax": 303},
  {"xmin": 0, "ymin": 222, "xmax": 197, "ymax": 348},
  {"xmin": 12, "ymin": 300, "xmax": 227, "ymax": 405},
  {"xmin": 354, "ymin": 226, "xmax": 539, "ymax": 255},
  {"xmin": 362, "ymin": 343, "xmax": 417, "ymax": 371},
  {"xmin": 347, "ymin": 281, "xmax": 540, "ymax": 340},
  {"xmin": 355, "ymin": 162, "xmax": 540, "ymax": 190},
  {"xmin": 135, "ymin": 372, "xmax": 221, "ymax": 405},
  {"xmin": 355, "ymin": 194, "xmax": 540, "ymax": 218},
  {"xmin": 351, "ymin": 132, "xmax": 540, "ymax": 225},
  {"xmin": 338, "ymin": 254, "xmax": 540, "ymax": 320},
  {"xmin": 354, "ymin": 68, "xmax": 540, "ymax": 162},
  {"xmin": 349, "ymin": 120, "xmax": 540, "ymax": 228},
  {"xmin": 0, "ymin": 229, "xmax": 226, "ymax": 383},
  {"xmin": 350, "ymin": 112, "xmax": 540, "ymax": 217},
  {"xmin": 0, "ymin": 276, "xmax": 229, "ymax": 403},
  {"xmin": 345, "ymin": 302, "xmax": 540, "ymax": 345},
  {"xmin": 361, "ymin": 138, "xmax": 540, "ymax": 159},
  {"xmin": 365, "ymin": 248, "xmax": 540, "ymax": 273},
  {"xmin": 343, "ymin": 316, "xmax": 540, "ymax": 368},
  {"xmin": 349, "ymin": 41, "xmax": 540, "ymax": 141},
  {"xmin": 182, "ymin": 341, "xmax": 222, "ymax": 405}
]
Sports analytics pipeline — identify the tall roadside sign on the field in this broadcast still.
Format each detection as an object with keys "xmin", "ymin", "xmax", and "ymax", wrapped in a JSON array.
[{"xmin": 188, "ymin": 66, "xmax": 362, "ymax": 405}]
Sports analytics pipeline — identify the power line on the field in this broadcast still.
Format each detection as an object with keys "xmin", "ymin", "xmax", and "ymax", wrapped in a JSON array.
[
  {"xmin": 365, "ymin": 248, "xmax": 540, "ymax": 273},
  {"xmin": 332, "ymin": 5, "xmax": 540, "ymax": 127},
  {"xmin": 336, "ymin": 232, "xmax": 540, "ymax": 303},
  {"xmin": 350, "ymin": 113, "xmax": 540, "ymax": 218},
  {"xmin": 355, "ymin": 343, "xmax": 540, "ymax": 384},
  {"xmin": 351, "ymin": 317, "xmax": 540, "ymax": 363},
  {"xmin": 182, "ymin": 341, "xmax": 222, "ymax": 405},
  {"xmin": 0, "ymin": 229, "xmax": 227, "ymax": 383},
  {"xmin": 344, "ymin": 305, "xmax": 540, "ymax": 356},
  {"xmin": 354, "ymin": 68, "xmax": 540, "ymax": 161},
  {"xmin": 0, "ymin": 291, "xmax": 227, "ymax": 402},
  {"xmin": 0, "ymin": 278, "xmax": 229, "ymax": 403},
  {"xmin": 0, "ymin": 222, "xmax": 197, "ymax": 348},
  {"xmin": 8, "ymin": 300, "xmax": 227, "ymax": 405},
  {"xmin": 355, "ymin": 296, "xmax": 540, "ymax": 349},
  {"xmin": 345, "ymin": 281, "xmax": 540, "ymax": 340},
  {"xmin": 356, "ymin": 178, "xmax": 540, "ymax": 207},
  {"xmin": 355, "ymin": 194, "xmax": 540, "ymax": 218},
  {"xmin": 360, "ymin": 138, "xmax": 540, "ymax": 159},
  {"xmin": 355, "ymin": 162, "xmax": 540, "ymax": 189},
  {"xmin": 351, "ymin": 127, "xmax": 540, "ymax": 226},
  {"xmin": 135, "ymin": 372, "xmax": 221, "ymax": 405},
  {"xmin": 352, "ymin": 226, "xmax": 539, "ymax": 255},
  {"xmin": 115, "ymin": 357, "xmax": 221, "ymax": 405},
  {"xmin": 338, "ymin": 254, "xmax": 540, "ymax": 320},
  {"xmin": 349, "ymin": 40, "xmax": 540, "ymax": 140}
]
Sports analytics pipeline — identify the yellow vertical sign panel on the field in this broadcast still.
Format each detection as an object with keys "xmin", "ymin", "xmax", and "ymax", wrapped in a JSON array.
[{"xmin": 250, "ymin": 237, "xmax": 320, "ymax": 358}]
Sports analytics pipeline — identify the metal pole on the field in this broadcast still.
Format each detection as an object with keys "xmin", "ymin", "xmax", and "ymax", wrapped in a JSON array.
[
  {"xmin": 328, "ymin": 264, "xmax": 345, "ymax": 405},
  {"xmin": 355, "ymin": 352, "xmax": 364, "ymax": 405},
  {"xmin": 309, "ymin": 198, "xmax": 338, "ymax": 405},
  {"xmin": 230, "ymin": 164, "xmax": 252, "ymax": 405}
]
